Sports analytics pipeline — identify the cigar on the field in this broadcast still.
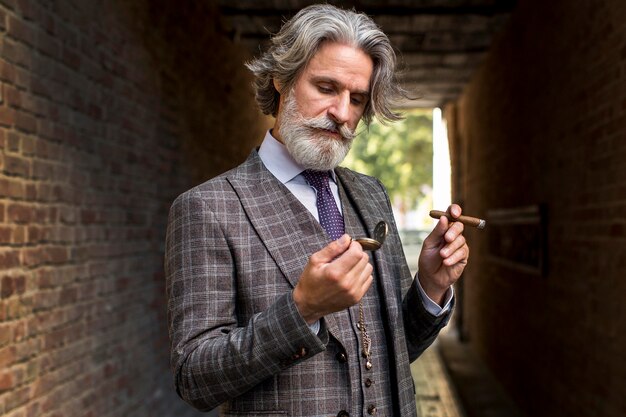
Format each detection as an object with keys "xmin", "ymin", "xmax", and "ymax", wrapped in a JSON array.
[{"xmin": 429, "ymin": 210, "xmax": 486, "ymax": 229}]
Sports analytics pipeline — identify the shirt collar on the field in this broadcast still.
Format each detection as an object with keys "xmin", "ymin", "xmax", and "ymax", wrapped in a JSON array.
[{"xmin": 258, "ymin": 130, "xmax": 338, "ymax": 185}]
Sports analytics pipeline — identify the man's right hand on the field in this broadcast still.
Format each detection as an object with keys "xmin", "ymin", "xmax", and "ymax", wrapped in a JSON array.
[{"xmin": 293, "ymin": 234, "xmax": 374, "ymax": 324}]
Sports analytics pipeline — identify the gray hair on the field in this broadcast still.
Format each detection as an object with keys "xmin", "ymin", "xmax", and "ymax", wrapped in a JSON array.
[{"xmin": 246, "ymin": 4, "xmax": 406, "ymax": 125}]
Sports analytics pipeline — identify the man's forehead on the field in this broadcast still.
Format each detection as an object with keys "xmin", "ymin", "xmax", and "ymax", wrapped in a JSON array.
[{"xmin": 304, "ymin": 42, "xmax": 374, "ymax": 91}]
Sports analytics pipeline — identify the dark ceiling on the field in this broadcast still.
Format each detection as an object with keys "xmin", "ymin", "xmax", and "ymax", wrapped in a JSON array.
[{"xmin": 217, "ymin": 0, "xmax": 516, "ymax": 108}]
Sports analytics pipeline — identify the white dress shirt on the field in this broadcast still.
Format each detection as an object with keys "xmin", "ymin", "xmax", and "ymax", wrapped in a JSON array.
[{"xmin": 257, "ymin": 130, "xmax": 453, "ymax": 328}]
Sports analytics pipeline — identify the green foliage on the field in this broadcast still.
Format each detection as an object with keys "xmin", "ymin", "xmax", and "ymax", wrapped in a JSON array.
[{"xmin": 343, "ymin": 109, "xmax": 433, "ymax": 210}]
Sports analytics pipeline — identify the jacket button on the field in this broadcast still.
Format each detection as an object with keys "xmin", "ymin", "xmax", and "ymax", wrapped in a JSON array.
[
  {"xmin": 336, "ymin": 352, "xmax": 348, "ymax": 363},
  {"xmin": 367, "ymin": 404, "xmax": 377, "ymax": 415},
  {"xmin": 291, "ymin": 347, "xmax": 308, "ymax": 360},
  {"xmin": 337, "ymin": 411, "xmax": 349, "ymax": 417}
]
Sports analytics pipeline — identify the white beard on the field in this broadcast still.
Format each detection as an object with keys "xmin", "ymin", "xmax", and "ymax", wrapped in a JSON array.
[{"xmin": 279, "ymin": 94, "xmax": 356, "ymax": 171}]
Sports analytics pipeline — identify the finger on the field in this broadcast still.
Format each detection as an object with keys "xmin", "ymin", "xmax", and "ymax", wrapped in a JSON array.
[
  {"xmin": 440, "ymin": 234, "xmax": 466, "ymax": 258},
  {"xmin": 311, "ymin": 234, "xmax": 352, "ymax": 264},
  {"xmin": 351, "ymin": 261, "xmax": 374, "ymax": 301},
  {"xmin": 325, "ymin": 244, "xmax": 370, "ymax": 282},
  {"xmin": 357, "ymin": 255, "xmax": 373, "ymax": 279},
  {"xmin": 341, "ymin": 248, "xmax": 372, "ymax": 280},
  {"xmin": 444, "ymin": 221, "xmax": 465, "ymax": 243},
  {"xmin": 447, "ymin": 204, "xmax": 462, "ymax": 219},
  {"xmin": 356, "ymin": 274, "xmax": 374, "ymax": 298},
  {"xmin": 443, "ymin": 245, "xmax": 469, "ymax": 266}
]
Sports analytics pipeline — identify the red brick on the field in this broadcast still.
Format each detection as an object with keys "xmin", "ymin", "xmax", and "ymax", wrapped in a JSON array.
[
  {"xmin": 16, "ymin": 0, "xmax": 35, "ymax": 21},
  {"xmin": 0, "ymin": 250, "xmax": 20, "ymax": 268},
  {"xmin": 5, "ymin": 84, "xmax": 22, "ymax": 109},
  {"xmin": 15, "ymin": 110, "xmax": 37, "ymax": 133},
  {"xmin": 3, "ymin": 153, "xmax": 29, "ymax": 176},
  {"xmin": 0, "ymin": 371, "xmax": 15, "ymax": 393},
  {"xmin": 7, "ymin": 131, "xmax": 20, "ymax": 150},
  {"xmin": 80, "ymin": 210, "xmax": 98, "ymax": 224},
  {"xmin": 0, "ymin": 105, "xmax": 15, "ymax": 127},
  {"xmin": 0, "ymin": 226, "xmax": 11, "ymax": 243},
  {"xmin": 0, "ymin": 177, "xmax": 24, "ymax": 198},
  {"xmin": 29, "ymin": 76, "xmax": 50, "ymax": 99},
  {"xmin": 2, "ymin": 37, "xmax": 32, "ymax": 68},
  {"xmin": 5, "ymin": 385, "xmax": 30, "ymax": 411},
  {"xmin": 0, "ymin": 324, "xmax": 11, "ymax": 346},
  {"xmin": 43, "ymin": 327, "xmax": 65, "ymax": 350},
  {"xmin": 13, "ymin": 319, "xmax": 26, "ymax": 342},
  {"xmin": 11, "ymin": 225, "xmax": 26, "ymax": 244},
  {"xmin": 7, "ymin": 15, "xmax": 35, "ymax": 46},
  {"xmin": 0, "ymin": 60, "xmax": 17, "ymax": 83},
  {"xmin": 36, "ymin": 30, "xmax": 60, "ymax": 58},
  {"xmin": 61, "ymin": 46, "xmax": 80, "ymax": 71},
  {"xmin": 31, "ymin": 159, "xmax": 53, "ymax": 179},
  {"xmin": 13, "ymin": 65, "xmax": 30, "ymax": 89},
  {"xmin": 46, "ymin": 246, "xmax": 68, "ymax": 264},
  {"xmin": 21, "ymin": 134, "xmax": 35, "ymax": 155},
  {"xmin": 21, "ymin": 247, "xmax": 45, "ymax": 267},
  {"xmin": 8, "ymin": 203, "xmax": 34, "ymax": 223},
  {"xmin": 0, "ymin": 345, "xmax": 15, "ymax": 366},
  {"xmin": 59, "ymin": 287, "xmax": 76, "ymax": 305},
  {"xmin": 1, "ymin": 276, "xmax": 15, "ymax": 298}
]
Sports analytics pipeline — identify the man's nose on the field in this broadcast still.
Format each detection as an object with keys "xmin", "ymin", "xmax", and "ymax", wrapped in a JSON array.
[{"xmin": 328, "ymin": 92, "xmax": 351, "ymax": 125}]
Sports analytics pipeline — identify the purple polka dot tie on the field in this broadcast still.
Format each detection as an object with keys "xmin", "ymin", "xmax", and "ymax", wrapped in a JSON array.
[{"xmin": 302, "ymin": 170, "xmax": 345, "ymax": 240}]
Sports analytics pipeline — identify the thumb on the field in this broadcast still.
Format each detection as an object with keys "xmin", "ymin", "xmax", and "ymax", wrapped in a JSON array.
[
  {"xmin": 314, "ymin": 234, "xmax": 352, "ymax": 263},
  {"xmin": 423, "ymin": 217, "xmax": 449, "ymax": 249}
]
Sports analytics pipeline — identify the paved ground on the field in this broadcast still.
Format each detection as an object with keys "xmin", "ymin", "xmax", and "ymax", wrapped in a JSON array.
[
  {"xmin": 437, "ymin": 331, "xmax": 527, "ymax": 417},
  {"xmin": 412, "ymin": 339, "xmax": 467, "ymax": 417}
]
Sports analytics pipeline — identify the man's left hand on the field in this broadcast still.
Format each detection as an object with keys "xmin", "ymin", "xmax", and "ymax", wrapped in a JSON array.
[{"xmin": 417, "ymin": 204, "xmax": 470, "ymax": 306}]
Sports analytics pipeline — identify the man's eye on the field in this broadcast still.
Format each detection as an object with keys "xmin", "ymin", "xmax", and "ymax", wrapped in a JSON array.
[
  {"xmin": 351, "ymin": 96, "xmax": 365, "ymax": 105},
  {"xmin": 318, "ymin": 86, "xmax": 333, "ymax": 94}
]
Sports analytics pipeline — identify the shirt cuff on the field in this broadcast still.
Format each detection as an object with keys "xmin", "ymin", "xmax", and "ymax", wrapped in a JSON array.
[
  {"xmin": 415, "ymin": 274, "xmax": 454, "ymax": 317},
  {"xmin": 308, "ymin": 320, "xmax": 320, "ymax": 334}
]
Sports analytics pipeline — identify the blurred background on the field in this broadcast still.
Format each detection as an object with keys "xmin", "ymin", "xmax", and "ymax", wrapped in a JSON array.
[{"xmin": 0, "ymin": 0, "xmax": 624, "ymax": 416}]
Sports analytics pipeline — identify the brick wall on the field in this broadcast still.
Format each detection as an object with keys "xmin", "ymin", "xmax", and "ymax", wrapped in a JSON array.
[
  {"xmin": 0, "ymin": 0, "xmax": 267, "ymax": 416},
  {"xmin": 448, "ymin": 0, "xmax": 626, "ymax": 416}
]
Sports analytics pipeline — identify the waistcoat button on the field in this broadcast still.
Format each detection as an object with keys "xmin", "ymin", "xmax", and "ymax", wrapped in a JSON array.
[
  {"xmin": 337, "ymin": 411, "xmax": 350, "ymax": 417},
  {"xmin": 367, "ymin": 404, "xmax": 377, "ymax": 415},
  {"xmin": 365, "ymin": 378, "xmax": 373, "ymax": 387},
  {"xmin": 336, "ymin": 352, "xmax": 348, "ymax": 363}
]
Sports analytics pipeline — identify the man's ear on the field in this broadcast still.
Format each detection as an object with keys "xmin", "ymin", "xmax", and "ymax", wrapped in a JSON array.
[{"xmin": 273, "ymin": 78, "xmax": 282, "ymax": 94}]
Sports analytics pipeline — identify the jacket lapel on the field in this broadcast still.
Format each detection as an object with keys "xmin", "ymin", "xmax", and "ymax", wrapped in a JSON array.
[
  {"xmin": 336, "ymin": 168, "xmax": 403, "ymax": 321},
  {"xmin": 227, "ymin": 151, "xmax": 329, "ymax": 289}
]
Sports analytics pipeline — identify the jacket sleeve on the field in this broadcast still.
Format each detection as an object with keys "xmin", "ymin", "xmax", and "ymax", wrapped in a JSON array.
[
  {"xmin": 402, "ymin": 279, "xmax": 454, "ymax": 362},
  {"xmin": 164, "ymin": 190, "xmax": 328, "ymax": 411}
]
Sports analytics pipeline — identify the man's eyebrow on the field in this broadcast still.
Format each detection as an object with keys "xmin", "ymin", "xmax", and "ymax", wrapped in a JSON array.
[{"xmin": 312, "ymin": 76, "xmax": 370, "ymax": 96}]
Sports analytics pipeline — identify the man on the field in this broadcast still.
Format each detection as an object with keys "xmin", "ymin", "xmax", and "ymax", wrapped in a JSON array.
[{"xmin": 165, "ymin": 4, "xmax": 469, "ymax": 416}]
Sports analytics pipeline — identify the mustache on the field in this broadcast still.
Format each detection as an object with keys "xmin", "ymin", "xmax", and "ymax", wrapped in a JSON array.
[{"xmin": 302, "ymin": 116, "xmax": 356, "ymax": 141}]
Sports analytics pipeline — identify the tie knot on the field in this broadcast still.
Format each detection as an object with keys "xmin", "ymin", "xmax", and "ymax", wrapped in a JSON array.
[{"xmin": 302, "ymin": 170, "xmax": 331, "ymax": 191}]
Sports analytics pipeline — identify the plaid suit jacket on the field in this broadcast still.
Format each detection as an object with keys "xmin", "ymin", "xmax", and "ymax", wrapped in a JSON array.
[{"xmin": 165, "ymin": 150, "xmax": 452, "ymax": 416}]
